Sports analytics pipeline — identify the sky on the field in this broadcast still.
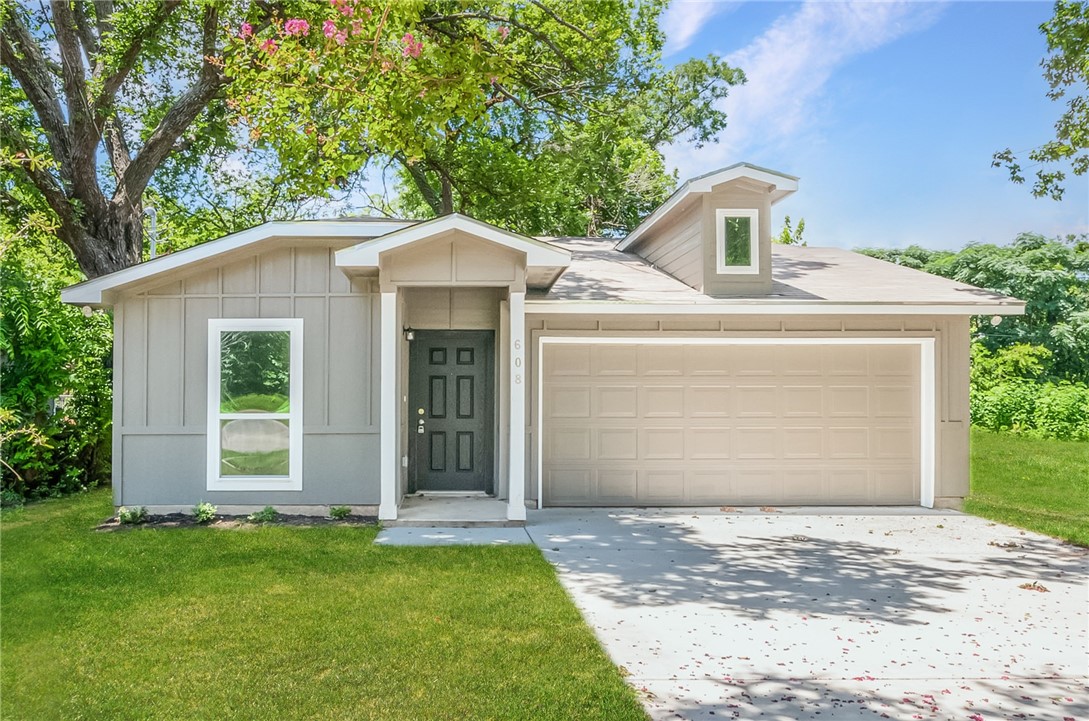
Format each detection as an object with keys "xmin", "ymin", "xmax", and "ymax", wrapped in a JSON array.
[{"xmin": 658, "ymin": 0, "xmax": 1088, "ymax": 250}]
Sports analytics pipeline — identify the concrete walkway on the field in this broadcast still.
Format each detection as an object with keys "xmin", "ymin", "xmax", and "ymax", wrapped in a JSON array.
[{"xmin": 526, "ymin": 508, "xmax": 1089, "ymax": 721}]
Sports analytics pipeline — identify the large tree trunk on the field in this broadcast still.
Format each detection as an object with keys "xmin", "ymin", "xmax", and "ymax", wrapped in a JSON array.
[{"xmin": 68, "ymin": 201, "xmax": 145, "ymax": 277}]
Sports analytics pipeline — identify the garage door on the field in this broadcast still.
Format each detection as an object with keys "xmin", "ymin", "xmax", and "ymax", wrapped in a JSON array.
[{"xmin": 541, "ymin": 342, "xmax": 921, "ymax": 506}]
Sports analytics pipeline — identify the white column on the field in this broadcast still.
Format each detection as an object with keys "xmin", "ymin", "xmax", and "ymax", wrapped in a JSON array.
[
  {"xmin": 378, "ymin": 291, "xmax": 398, "ymax": 520},
  {"xmin": 507, "ymin": 291, "xmax": 527, "ymax": 521}
]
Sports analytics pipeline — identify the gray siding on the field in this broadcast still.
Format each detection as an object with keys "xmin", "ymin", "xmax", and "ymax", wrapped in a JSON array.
[
  {"xmin": 628, "ymin": 202, "xmax": 703, "ymax": 290},
  {"xmin": 114, "ymin": 244, "xmax": 381, "ymax": 507}
]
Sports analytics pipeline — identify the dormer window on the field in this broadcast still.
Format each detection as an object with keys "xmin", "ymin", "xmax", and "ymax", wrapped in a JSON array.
[{"xmin": 715, "ymin": 209, "xmax": 759, "ymax": 274}]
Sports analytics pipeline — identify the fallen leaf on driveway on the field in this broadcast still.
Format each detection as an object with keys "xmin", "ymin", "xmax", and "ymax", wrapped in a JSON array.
[
  {"xmin": 1017, "ymin": 581, "xmax": 1050, "ymax": 592},
  {"xmin": 759, "ymin": 506, "xmax": 780, "ymax": 513}
]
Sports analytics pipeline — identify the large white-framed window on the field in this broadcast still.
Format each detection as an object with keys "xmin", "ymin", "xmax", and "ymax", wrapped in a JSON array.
[
  {"xmin": 715, "ymin": 208, "xmax": 759, "ymax": 275},
  {"xmin": 207, "ymin": 318, "xmax": 303, "ymax": 491}
]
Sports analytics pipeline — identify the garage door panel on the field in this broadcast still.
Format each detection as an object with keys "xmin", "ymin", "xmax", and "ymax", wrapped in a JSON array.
[
  {"xmin": 542, "ymin": 342, "xmax": 920, "ymax": 507},
  {"xmin": 596, "ymin": 386, "xmax": 638, "ymax": 418}
]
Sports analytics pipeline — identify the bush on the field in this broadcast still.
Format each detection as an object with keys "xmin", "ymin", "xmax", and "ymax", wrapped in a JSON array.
[
  {"xmin": 192, "ymin": 501, "xmax": 217, "ymax": 523},
  {"xmin": 0, "ymin": 489, "xmax": 25, "ymax": 508},
  {"xmin": 329, "ymin": 505, "xmax": 351, "ymax": 520},
  {"xmin": 117, "ymin": 506, "xmax": 148, "ymax": 525},
  {"xmin": 247, "ymin": 506, "xmax": 278, "ymax": 523},
  {"xmin": 1, "ymin": 230, "xmax": 112, "ymax": 500},
  {"xmin": 972, "ymin": 379, "xmax": 1089, "ymax": 440}
]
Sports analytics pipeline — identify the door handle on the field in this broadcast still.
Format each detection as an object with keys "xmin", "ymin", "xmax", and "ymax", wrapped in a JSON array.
[{"xmin": 417, "ymin": 418, "xmax": 425, "ymax": 434}]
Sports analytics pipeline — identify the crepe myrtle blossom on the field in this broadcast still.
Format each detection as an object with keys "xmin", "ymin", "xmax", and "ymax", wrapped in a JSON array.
[
  {"xmin": 498, "ymin": 25, "xmax": 510, "ymax": 41},
  {"xmin": 261, "ymin": 38, "xmax": 278, "ymax": 54},
  {"xmin": 323, "ymin": 19, "xmax": 338, "ymax": 38},
  {"xmin": 284, "ymin": 18, "xmax": 310, "ymax": 36},
  {"xmin": 239, "ymin": 22, "xmax": 253, "ymax": 38},
  {"xmin": 402, "ymin": 32, "xmax": 423, "ymax": 58},
  {"xmin": 335, "ymin": 30, "xmax": 347, "ymax": 46}
]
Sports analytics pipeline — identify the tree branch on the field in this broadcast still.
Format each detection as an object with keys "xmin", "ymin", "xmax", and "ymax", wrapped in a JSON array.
[
  {"xmin": 528, "ymin": 1, "xmax": 592, "ymax": 41},
  {"xmin": 418, "ymin": 11, "xmax": 581, "ymax": 72},
  {"xmin": 118, "ymin": 3, "xmax": 225, "ymax": 202},
  {"xmin": 49, "ymin": 1, "xmax": 90, "ymax": 125},
  {"xmin": 397, "ymin": 153, "xmax": 443, "ymax": 215},
  {"xmin": 0, "ymin": 14, "xmax": 71, "ymax": 167}
]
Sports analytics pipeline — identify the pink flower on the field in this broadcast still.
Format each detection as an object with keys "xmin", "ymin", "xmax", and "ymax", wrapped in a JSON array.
[
  {"xmin": 239, "ymin": 22, "xmax": 253, "ymax": 38},
  {"xmin": 334, "ymin": 30, "xmax": 347, "ymax": 45},
  {"xmin": 351, "ymin": 20, "xmax": 362, "ymax": 35},
  {"xmin": 339, "ymin": 4, "xmax": 353, "ymax": 16},
  {"xmin": 362, "ymin": 7, "xmax": 373, "ymax": 17},
  {"xmin": 261, "ymin": 38, "xmax": 278, "ymax": 54},
  {"xmin": 284, "ymin": 18, "xmax": 310, "ymax": 36},
  {"xmin": 401, "ymin": 32, "xmax": 422, "ymax": 58},
  {"xmin": 498, "ymin": 25, "xmax": 509, "ymax": 41},
  {"xmin": 323, "ymin": 19, "xmax": 337, "ymax": 38}
]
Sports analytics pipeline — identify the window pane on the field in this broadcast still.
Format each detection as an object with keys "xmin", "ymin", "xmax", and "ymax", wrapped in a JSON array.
[
  {"xmin": 220, "ymin": 419, "xmax": 290, "ymax": 476},
  {"xmin": 220, "ymin": 330, "xmax": 291, "ymax": 413},
  {"xmin": 724, "ymin": 216, "xmax": 752, "ymax": 267}
]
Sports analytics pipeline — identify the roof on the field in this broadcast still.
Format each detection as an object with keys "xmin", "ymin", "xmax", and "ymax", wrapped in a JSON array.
[
  {"xmin": 526, "ymin": 238, "xmax": 1025, "ymax": 315},
  {"xmin": 62, "ymin": 218, "xmax": 414, "ymax": 306},
  {"xmin": 615, "ymin": 162, "xmax": 800, "ymax": 252}
]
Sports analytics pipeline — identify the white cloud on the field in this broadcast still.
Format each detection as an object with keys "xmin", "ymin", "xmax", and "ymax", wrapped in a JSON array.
[
  {"xmin": 661, "ymin": 1, "xmax": 736, "ymax": 56},
  {"xmin": 664, "ymin": 1, "xmax": 944, "ymax": 177}
]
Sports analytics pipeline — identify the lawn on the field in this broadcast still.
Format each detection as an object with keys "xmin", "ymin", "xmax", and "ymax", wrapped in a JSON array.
[
  {"xmin": 0, "ymin": 490, "xmax": 647, "ymax": 721},
  {"xmin": 967, "ymin": 427, "xmax": 1089, "ymax": 547}
]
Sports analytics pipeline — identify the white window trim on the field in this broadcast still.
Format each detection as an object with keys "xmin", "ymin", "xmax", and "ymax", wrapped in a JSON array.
[
  {"xmin": 207, "ymin": 318, "xmax": 303, "ymax": 492},
  {"xmin": 715, "ymin": 208, "xmax": 760, "ymax": 275}
]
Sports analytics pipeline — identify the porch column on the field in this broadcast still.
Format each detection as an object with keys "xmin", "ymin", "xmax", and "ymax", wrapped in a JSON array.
[
  {"xmin": 378, "ymin": 290, "xmax": 398, "ymax": 520},
  {"xmin": 507, "ymin": 290, "xmax": 527, "ymax": 521}
]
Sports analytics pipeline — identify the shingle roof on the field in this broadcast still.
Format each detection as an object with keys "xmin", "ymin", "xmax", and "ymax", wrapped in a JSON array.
[{"xmin": 528, "ymin": 237, "xmax": 1022, "ymax": 310}]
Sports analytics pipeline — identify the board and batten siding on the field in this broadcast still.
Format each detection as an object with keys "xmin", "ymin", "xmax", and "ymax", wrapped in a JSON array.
[
  {"xmin": 113, "ymin": 244, "xmax": 381, "ymax": 507},
  {"xmin": 628, "ymin": 201, "xmax": 704, "ymax": 290},
  {"xmin": 525, "ymin": 313, "xmax": 971, "ymax": 509}
]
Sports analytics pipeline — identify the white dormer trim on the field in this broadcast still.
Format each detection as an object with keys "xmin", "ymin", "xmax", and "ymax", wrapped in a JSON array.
[
  {"xmin": 335, "ymin": 213, "xmax": 571, "ymax": 269},
  {"xmin": 616, "ymin": 163, "xmax": 798, "ymax": 252},
  {"xmin": 715, "ymin": 208, "xmax": 760, "ymax": 275}
]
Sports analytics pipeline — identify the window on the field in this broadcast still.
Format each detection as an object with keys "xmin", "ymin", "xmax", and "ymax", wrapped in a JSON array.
[
  {"xmin": 715, "ymin": 208, "xmax": 759, "ymax": 274},
  {"xmin": 207, "ymin": 319, "xmax": 303, "ymax": 491}
]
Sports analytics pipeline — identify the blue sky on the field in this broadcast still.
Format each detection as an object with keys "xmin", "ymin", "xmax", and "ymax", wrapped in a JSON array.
[{"xmin": 660, "ymin": 1, "xmax": 1088, "ymax": 250}]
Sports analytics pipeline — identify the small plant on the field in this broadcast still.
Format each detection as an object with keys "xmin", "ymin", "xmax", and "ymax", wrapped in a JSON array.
[
  {"xmin": 247, "ymin": 505, "xmax": 278, "ymax": 523},
  {"xmin": 0, "ymin": 489, "xmax": 25, "ymax": 509},
  {"xmin": 329, "ymin": 505, "xmax": 351, "ymax": 520},
  {"xmin": 192, "ymin": 501, "xmax": 217, "ymax": 524},
  {"xmin": 117, "ymin": 506, "xmax": 148, "ymax": 525}
]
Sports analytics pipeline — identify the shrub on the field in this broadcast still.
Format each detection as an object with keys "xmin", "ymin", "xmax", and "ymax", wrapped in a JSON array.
[
  {"xmin": 0, "ymin": 489, "xmax": 25, "ymax": 508},
  {"xmin": 117, "ymin": 506, "xmax": 148, "ymax": 525},
  {"xmin": 247, "ymin": 505, "xmax": 278, "ymax": 523},
  {"xmin": 192, "ymin": 501, "xmax": 217, "ymax": 524},
  {"xmin": 329, "ymin": 505, "xmax": 351, "ymax": 520},
  {"xmin": 971, "ymin": 380, "xmax": 1039, "ymax": 433},
  {"xmin": 1033, "ymin": 382, "xmax": 1089, "ymax": 441}
]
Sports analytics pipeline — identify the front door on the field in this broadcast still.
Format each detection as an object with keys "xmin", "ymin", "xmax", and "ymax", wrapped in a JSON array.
[{"xmin": 408, "ymin": 330, "xmax": 494, "ymax": 493}]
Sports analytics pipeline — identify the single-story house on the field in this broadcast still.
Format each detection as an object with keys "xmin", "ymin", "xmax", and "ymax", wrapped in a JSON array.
[{"xmin": 62, "ymin": 163, "xmax": 1024, "ymax": 522}]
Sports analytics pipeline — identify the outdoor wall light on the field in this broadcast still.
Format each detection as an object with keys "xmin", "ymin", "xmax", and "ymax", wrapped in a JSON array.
[{"xmin": 403, "ymin": 327, "xmax": 415, "ymax": 341}]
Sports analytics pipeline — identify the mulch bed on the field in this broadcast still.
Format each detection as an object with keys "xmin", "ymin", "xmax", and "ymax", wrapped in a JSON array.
[{"xmin": 95, "ymin": 513, "xmax": 378, "ymax": 531}]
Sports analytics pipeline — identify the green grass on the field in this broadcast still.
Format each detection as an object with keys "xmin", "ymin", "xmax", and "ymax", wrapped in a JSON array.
[
  {"xmin": 967, "ymin": 427, "xmax": 1089, "ymax": 546},
  {"xmin": 0, "ymin": 490, "xmax": 646, "ymax": 721}
]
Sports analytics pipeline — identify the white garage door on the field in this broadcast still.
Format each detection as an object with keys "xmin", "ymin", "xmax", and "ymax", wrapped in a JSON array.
[{"xmin": 541, "ymin": 341, "xmax": 921, "ymax": 506}]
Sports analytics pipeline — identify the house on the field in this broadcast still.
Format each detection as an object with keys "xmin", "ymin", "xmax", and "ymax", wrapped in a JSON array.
[{"xmin": 62, "ymin": 163, "xmax": 1024, "ymax": 522}]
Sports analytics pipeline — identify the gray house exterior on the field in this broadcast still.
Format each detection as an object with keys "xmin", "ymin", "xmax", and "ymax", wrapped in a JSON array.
[{"xmin": 62, "ymin": 164, "xmax": 1024, "ymax": 521}]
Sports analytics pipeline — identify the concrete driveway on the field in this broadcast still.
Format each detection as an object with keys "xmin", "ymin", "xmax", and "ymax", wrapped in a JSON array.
[{"xmin": 526, "ymin": 508, "xmax": 1088, "ymax": 721}]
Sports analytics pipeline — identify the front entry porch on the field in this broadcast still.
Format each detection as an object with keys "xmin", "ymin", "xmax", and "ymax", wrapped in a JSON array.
[{"xmin": 385, "ymin": 493, "xmax": 520, "ymax": 527}]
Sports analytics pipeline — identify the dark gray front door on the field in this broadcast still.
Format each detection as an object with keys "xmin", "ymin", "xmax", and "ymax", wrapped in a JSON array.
[{"xmin": 409, "ymin": 330, "xmax": 494, "ymax": 492}]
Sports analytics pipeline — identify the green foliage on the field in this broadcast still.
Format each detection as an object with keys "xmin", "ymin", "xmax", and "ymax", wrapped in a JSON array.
[
  {"xmin": 0, "ymin": 224, "xmax": 113, "ymax": 499},
  {"xmin": 117, "ymin": 506, "xmax": 148, "ymax": 525},
  {"xmin": 774, "ymin": 215, "xmax": 806, "ymax": 246},
  {"xmin": 1, "ymin": 488, "xmax": 25, "ymax": 508},
  {"xmin": 970, "ymin": 342, "xmax": 1053, "ymax": 391},
  {"xmin": 329, "ymin": 505, "xmax": 351, "ymax": 520},
  {"xmin": 193, "ymin": 502, "xmax": 217, "ymax": 524},
  {"xmin": 860, "ymin": 233, "xmax": 1089, "ymax": 381},
  {"xmin": 219, "ymin": 331, "xmax": 291, "ymax": 409},
  {"xmin": 971, "ymin": 378, "xmax": 1089, "ymax": 440},
  {"xmin": 993, "ymin": 0, "xmax": 1088, "ymax": 200},
  {"xmin": 247, "ymin": 506, "xmax": 278, "ymax": 524}
]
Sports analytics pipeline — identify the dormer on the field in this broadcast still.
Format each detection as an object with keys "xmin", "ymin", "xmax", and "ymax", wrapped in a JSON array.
[{"xmin": 616, "ymin": 163, "xmax": 798, "ymax": 296}]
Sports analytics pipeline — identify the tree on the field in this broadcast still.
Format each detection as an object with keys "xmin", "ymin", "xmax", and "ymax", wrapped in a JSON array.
[
  {"xmin": 774, "ymin": 215, "xmax": 805, "ymax": 245},
  {"xmin": 225, "ymin": 0, "xmax": 743, "ymax": 237},
  {"xmin": 1, "ymin": 1, "xmax": 238, "ymax": 278},
  {"xmin": 992, "ymin": 0, "xmax": 1088, "ymax": 200}
]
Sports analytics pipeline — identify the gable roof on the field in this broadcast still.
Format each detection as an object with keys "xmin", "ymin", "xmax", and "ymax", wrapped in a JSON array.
[
  {"xmin": 528, "ymin": 238, "xmax": 1025, "ymax": 315},
  {"xmin": 615, "ymin": 163, "xmax": 799, "ymax": 252},
  {"xmin": 334, "ymin": 213, "xmax": 571, "ymax": 269},
  {"xmin": 61, "ymin": 218, "xmax": 414, "ymax": 306}
]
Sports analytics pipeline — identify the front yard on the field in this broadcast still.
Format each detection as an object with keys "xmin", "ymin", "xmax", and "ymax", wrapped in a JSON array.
[
  {"xmin": 968, "ymin": 428, "xmax": 1089, "ymax": 547},
  {"xmin": 0, "ymin": 491, "xmax": 646, "ymax": 721}
]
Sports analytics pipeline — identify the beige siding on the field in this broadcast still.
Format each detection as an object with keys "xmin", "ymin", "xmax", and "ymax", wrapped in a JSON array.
[
  {"xmin": 527, "ymin": 314, "xmax": 971, "ymax": 508},
  {"xmin": 700, "ymin": 184, "xmax": 774, "ymax": 296},
  {"xmin": 626, "ymin": 201, "xmax": 703, "ymax": 290},
  {"xmin": 114, "ymin": 245, "xmax": 380, "ymax": 506},
  {"xmin": 383, "ymin": 230, "xmax": 524, "ymax": 288}
]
